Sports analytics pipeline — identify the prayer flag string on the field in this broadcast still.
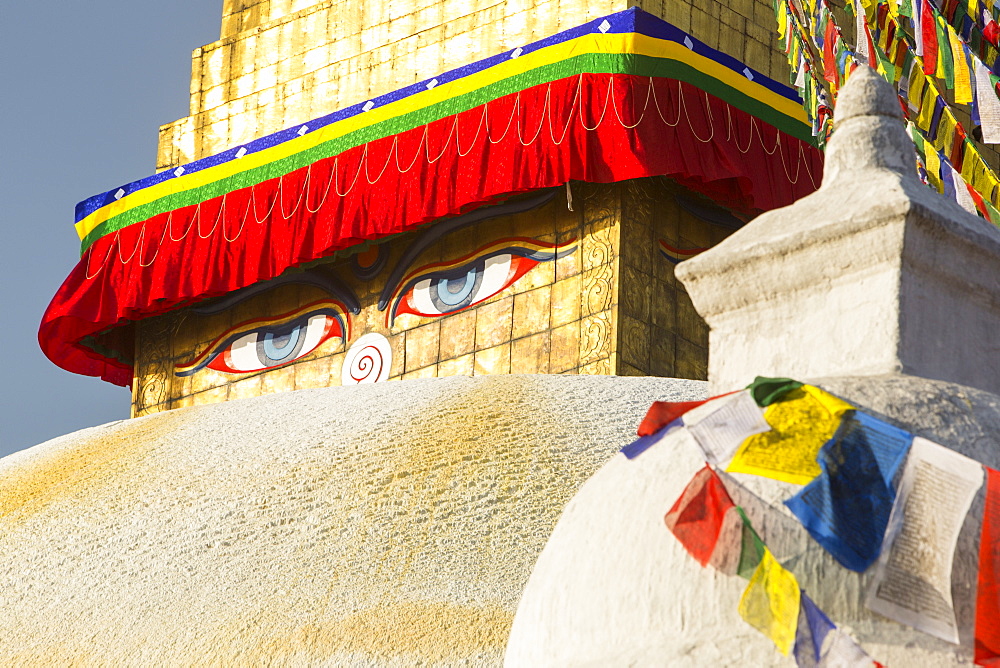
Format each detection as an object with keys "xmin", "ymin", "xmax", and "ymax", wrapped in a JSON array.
[
  {"xmin": 772, "ymin": 0, "xmax": 1000, "ymax": 224},
  {"xmin": 631, "ymin": 376, "xmax": 1000, "ymax": 665}
]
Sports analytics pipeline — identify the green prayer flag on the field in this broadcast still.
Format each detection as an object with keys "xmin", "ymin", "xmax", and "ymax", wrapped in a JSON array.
[
  {"xmin": 938, "ymin": 15, "xmax": 955, "ymax": 88},
  {"xmin": 746, "ymin": 377, "xmax": 804, "ymax": 407},
  {"xmin": 986, "ymin": 199, "xmax": 1000, "ymax": 226},
  {"xmin": 737, "ymin": 507, "xmax": 767, "ymax": 580}
]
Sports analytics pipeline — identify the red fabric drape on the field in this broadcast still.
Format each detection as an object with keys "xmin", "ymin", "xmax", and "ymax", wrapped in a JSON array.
[{"xmin": 40, "ymin": 74, "xmax": 824, "ymax": 386}]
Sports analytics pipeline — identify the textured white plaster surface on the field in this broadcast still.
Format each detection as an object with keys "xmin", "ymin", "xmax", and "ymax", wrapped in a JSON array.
[
  {"xmin": 677, "ymin": 67, "xmax": 1000, "ymax": 396},
  {"xmin": 0, "ymin": 375, "xmax": 705, "ymax": 665},
  {"xmin": 505, "ymin": 374, "xmax": 1000, "ymax": 667}
]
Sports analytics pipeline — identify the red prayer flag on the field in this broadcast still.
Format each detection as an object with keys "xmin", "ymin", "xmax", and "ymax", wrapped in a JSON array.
[
  {"xmin": 823, "ymin": 19, "xmax": 839, "ymax": 86},
  {"xmin": 975, "ymin": 467, "xmax": 1000, "ymax": 665},
  {"xmin": 951, "ymin": 123, "xmax": 967, "ymax": 169},
  {"xmin": 665, "ymin": 465, "xmax": 737, "ymax": 567},
  {"xmin": 637, "ymin": 391, "xmax": 739, "ymax": 436},
  {"xmin": 969, "ymin": 184, "xmax": 990, "ymax": 218},
  {"xmin": 864, "ymin": 20, "xmax": 878, "ymax": 69},
  {"xmin": 639, "ymin": 400, "xmax": 710, "ymax": 436},
  {"xmin": 923, "ymin": 1, "xmax": 938, "ymax": 76},
  {"xmin": 985, "ymin": 14, "xmax": 1000, "ymax": 47}
]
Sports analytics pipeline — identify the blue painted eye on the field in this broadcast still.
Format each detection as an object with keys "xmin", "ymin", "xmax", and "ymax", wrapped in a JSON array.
[
  {"xmin": 223, "ymin": 315, "xmax": 332, "ymax": 372},
  {"xmin": 430, "ymin": 264, "xmax": 483, "ymax": 308},
  {"xmin": 258, "ymin": 322, "xmax": 308, "ymax": 364},
  {"xmin": 176, "ymin": 300, "xmax": 349, "ymax": 376},
  {"xmin": 406, "ymin": 254, "xmax": 516, "ymax": 317},
  {"xmin": 389, "ymin": 238, "xmax": 577, "ymax": 323}
]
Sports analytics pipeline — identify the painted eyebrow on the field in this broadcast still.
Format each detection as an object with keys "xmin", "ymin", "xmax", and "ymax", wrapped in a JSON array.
[
  {"xmin": 376, "ymin": 188, "xmax": 558, "ymax": 310},
  {"xmin": 191, "ymin": 267, "xmax": 361, "ymax": 316}
]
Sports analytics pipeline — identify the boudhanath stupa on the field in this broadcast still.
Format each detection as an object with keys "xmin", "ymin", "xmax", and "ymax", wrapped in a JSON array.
[{"xmin": 13, "ymin": 0, "xmax": 1000, "ymax": 664}]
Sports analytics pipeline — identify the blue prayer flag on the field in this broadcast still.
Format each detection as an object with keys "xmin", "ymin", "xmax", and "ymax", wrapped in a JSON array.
[
  {"xmin": 785, "ymin": 412, "xmax": 912, "ymax": 572},
  {"xmin": 621, "ymin": 420, "xmax": 681, "ymax": 459},
  {"xmin": 794, "ymin": 592, "xmax": 836, "ymax": 667}
]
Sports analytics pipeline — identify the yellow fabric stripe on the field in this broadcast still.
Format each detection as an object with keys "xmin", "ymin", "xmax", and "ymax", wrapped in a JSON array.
[{"xmin": 76, "ymin": 32, "xmax": 805, "ymax": 240}]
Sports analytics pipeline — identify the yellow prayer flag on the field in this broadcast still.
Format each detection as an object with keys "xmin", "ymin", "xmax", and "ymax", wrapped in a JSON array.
[
  {"xmin": 961, "ymin": 143, "xmax": 978, "ymax": 184},
  {"xmin": 951, "ymin": 32, "xmax": 973, "ymax": 104},
  {"xmin": 738, "ymin": 549, "xmax": 801, "ymax": 656},
  {"xmin": 938, "ymin": 120, "xmax": 956, "ymax": 162},
  {"xmin": 924, "ymin": 142, "xmax": 943, "ymax": 191},
  {"xmin": 909, "ymin": 65, "xmax": 927, "ymax": 114},
  {"xmin": 726, "ymin": 386, "xmax": 852, "ymax": 485},
  {"xmin": 916, "ymin": 86, "xmax": 937, "ymax": 134}
]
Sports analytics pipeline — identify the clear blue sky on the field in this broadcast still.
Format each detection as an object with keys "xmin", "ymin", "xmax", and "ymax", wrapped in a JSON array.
[{"xmin": 0, "ymin": 3, "xmax": 224, "ymax": 456}]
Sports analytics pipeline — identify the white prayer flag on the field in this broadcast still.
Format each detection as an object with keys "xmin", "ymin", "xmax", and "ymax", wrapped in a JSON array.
[
  {"xmin": 794, "ymin": 55, "xmax": 806, "ymax": 89},
  {"xmin": 974, "ymin": 59, "xmax": 1000, "ymax": 143},
  {"xmin": 949, "ymin": 163, "xmax": 978, "ymax": 214},
  {"xmin": 686, "ymin": 390, "xmax": 770, "ymax": 466},
  {"xmin": 855, "ymin": 10, "xmax": 869, "ymax": 61},
  {"xmin": 914, "ymin": 0, "xmax": 924, "ymax": 56},
  {"xmin": 866, "ymin": 437, "xmax": 984, "ymax": 644}
]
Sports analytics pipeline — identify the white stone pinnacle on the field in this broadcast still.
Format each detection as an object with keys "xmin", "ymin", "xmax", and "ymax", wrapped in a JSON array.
[{"xmin": 676, "ymin": 65, "xmax": 1000, "ymax": 395}]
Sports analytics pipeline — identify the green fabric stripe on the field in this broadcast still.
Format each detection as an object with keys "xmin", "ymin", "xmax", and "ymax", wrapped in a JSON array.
[{"xmin": 83, "ymin": 53, "xmax": 810, "ymax": 251}]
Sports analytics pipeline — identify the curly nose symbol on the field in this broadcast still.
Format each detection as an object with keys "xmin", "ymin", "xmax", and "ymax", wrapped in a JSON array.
[{"xmin": 342, "ymin": 333, "xmax": 392, "ymax": 384}]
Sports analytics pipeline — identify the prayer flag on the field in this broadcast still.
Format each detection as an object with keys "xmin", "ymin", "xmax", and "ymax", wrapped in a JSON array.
[
  {"xmin": 824, "ymin": 18, "xmax": 840, "ymax": 86},
  {"xmin": 728, "ymin": 386, "xmax": 853, "ymax": 485},
  {"xmin": 914, "ymin": 0, "xmax": 924, "ymax": 56},
  {"xmin": 637, "ymin": 392, "xmax": 739, "ymax": 437},
  {"xmin": 665, "ymin": 465, "xmax": 744, "ymax": 573},
  {"xmin": 974, "ymin": 58, "xmax": 1000, "ymax": 142},
  {"xmin": 785, "ymin": 412, "xmax": 912, "ymax": 572},
  {"xmin": 968, "ymin": 179, "xmax": 990, "ymax": 218},
  {"xmin": 856, "ymin": 9, "xmax": 870, "ymax": 62},
  {"xmin": 951, "ymin": 163, "xmax": 979, "ymax": 213},
  {"xmin": 687, "ymin": 390, "xmax": 771, "ymax": 466},
  {"xmin": 864, "ymin": 13, "xmax": 878, "ymax": 68},
  {"xmin": 951, "ymin": 122, "xmax": 968, "ymax": 168},
  {"xmin": 638, "ymin": 399, "xmax": 711, "ymax": 436},
  {"xmin": 867, "ymin": 437, "xmax": 984, "ymax": 644},
  {"xmin": 952, "ymin": 32, "xmax": 973, "ymax": 104},
  {"xmin": 747, "ymin": 376, "xmax": 804, "ymax": 407},
  {"xmin": 974, "ymin": 466, "xmax": 1000, "ymax": 665},
  {"xmin": 928, "ymin": 96, "xmax": 946, "ymax": 140},
  {"xmin": 942, "ymin": 153, "xmax": 958, "ymax": 199},
  {"xmin": 937, "ymin": 14, "xmax": 953, "ymax": 83},
  {"xmin": 984, "ymin": 9, "xmax": 1000, "ymax": 47},
  {"xmin": 794, "ymin": 592, "xmax": 872, "ymax": 667},
  {"xmin": 739, "ymin": 548, "xmax": 801, "ymax": 656},
  {"xmin": 736, "ymin": 506, "xmax": 767, "ymax": 579},
  {"xmin": 922, "ymin": 0, "xmax": 937, "ymax": 73},
  {"xmin": 621, "ymin": 430, "xmax": 672, "ymax": 459}
]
